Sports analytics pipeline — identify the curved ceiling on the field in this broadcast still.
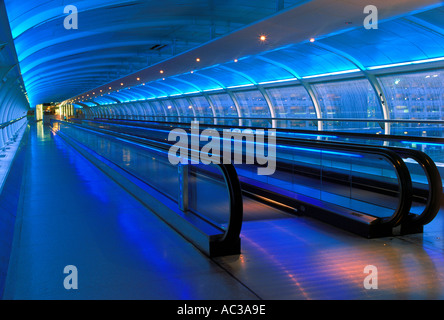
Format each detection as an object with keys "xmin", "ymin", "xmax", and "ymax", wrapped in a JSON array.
[
  {"xmin": 68, "ymin": 0, "xmax": 444, "ymax": 107},
  {"xmin": 3, "ymin": 0, "xmax": 307, "ymax": 107},
  {"xmin": 0, "ymin": 0, "xmax": 29, "ymax": 124},
  {"xmin": 4, "ymin": 0, "xmax": 444, "ymax": 108}
]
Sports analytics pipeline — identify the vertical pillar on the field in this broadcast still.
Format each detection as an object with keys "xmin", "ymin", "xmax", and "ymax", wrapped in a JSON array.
[
  {"xmin": 258, "ymin": 86, "xmax": 277, "ymax": 128},
  {"xmin": 227, "ymin": 91, "xmax": 243, "ymax": 127},
  {"xmin": 301, "ymin": 82, "xmax": 323, "ymax": 131}
]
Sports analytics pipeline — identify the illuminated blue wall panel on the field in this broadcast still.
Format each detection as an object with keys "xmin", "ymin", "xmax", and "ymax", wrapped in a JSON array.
[
  {"xmin": 378, "ymin": 69, "xmax": 444, "ymax": 120},
  {"xmin": 260, "ymin": 44, "xmax": 358, "ymax": 78},
  {"xmin": 311, "ymin": 78, "xmax": 381, "ymax": 119},
  {"xmin": 170, "ymin": 98, "xmax": 193, "ymax": 120},
  {"xmin": 319, "ymin": 20, "xmax": 444, "ymax": 69},
  {"xmin": 188, "ymin": 96, "xmax": 214, "ymax": 124},
  {"xmin": 197, "ymin": 66, "xmax": 254, "ymax": 88},
  {"xmin": 221, "ymin": 57, "xmax": 294, "ymax": 84},
  {"xmin": 266, "ymin": 85, "xmax": 317, "ymax": 128},
  {"xmin": 233, "ymin": 90, "xmax": 271, "ymax": 127}
]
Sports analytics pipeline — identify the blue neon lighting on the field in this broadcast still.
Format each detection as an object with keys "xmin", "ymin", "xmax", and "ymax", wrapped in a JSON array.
[
  {"xmin": 302, "ymin": 69, "xmax": 361, "ymax": 79},
  {"xmin": 5, "ymin": 0, "xmax": 442, "ymax": 110},
  {"xmin": 401, "ymin": 141, "xmax": 444, "ymax": 147},
  {"xmin": 368, "ymin": 57, "xmax": 444, "ymax": 70},
  {"xmin": 278, "ymin": 145, "xmax": 363, "ymax": 158}
]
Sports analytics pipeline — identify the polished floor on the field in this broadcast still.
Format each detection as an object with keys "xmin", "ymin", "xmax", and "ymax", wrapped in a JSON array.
[{"xmin": 3, "ymin": 122, "xmax": 444, "ymax": 299}]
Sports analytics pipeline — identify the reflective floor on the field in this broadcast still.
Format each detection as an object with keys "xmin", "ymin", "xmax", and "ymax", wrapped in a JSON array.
[
  {"xmin": 4, "ymin": 122, "xmax": 444, "ymax": 299},
  {"xmin": 216, "ymin": 213, "xmax": 444, "ymax": 299},
  {"xmin": 3, "ymin": 123, "xmax": 257, "ymax": 300}
]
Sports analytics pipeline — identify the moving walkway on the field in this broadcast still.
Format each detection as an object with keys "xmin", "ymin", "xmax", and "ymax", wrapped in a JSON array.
[{"xmin": 50, "ymin": 118, "xmax": 442, "ymax": 256}]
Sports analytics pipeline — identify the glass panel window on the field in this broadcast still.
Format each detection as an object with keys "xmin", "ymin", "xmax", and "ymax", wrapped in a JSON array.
[
  {"xmin": 378, "ymin": 70, "xmax": 444, "ymax": 136},
  {"xmin": 149, "ymin": 101, "xmax": 166, "ymax": 121},
  {"xmin": 311, "ymin": 78, "xmax": 381, "ymax": 131},
  {"xmin": 160, "ymin": 100, "xmax": 179, "ymax": 122},
  {"xmin": 189, "ymin": 96, "xmax": 214, "ymax": 124},
  {"xmin": 266, "ymin": 85, "xmax": 316, "ymax": 129},
  {"xmin": 173, "ymin": 98, "xmax": 195, "ymax": 122},
  {"xmin": 137, "ymin": 101, "xmax": 155, "ymax": 120},
  {"xmin": 209, "ymin": 93, "xmax": 239, "ymax": 126},
  {"xmin": 378, "ymin": 70, "xmax": 444, "ymax": 120},
  {"xmin": 233, "ymin": 90, "xmax": 271, "ymax": 127}
]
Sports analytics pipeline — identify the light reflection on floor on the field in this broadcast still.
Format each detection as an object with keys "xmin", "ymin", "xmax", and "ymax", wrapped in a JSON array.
[{"xmin": 215, "ymin": 209, "xmax": 444, "ymax": 299}]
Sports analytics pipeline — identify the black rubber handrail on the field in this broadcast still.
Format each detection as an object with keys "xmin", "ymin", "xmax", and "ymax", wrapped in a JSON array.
[
  {"xmin": 89, "ymin": 118, "xmax": 442, "ymax": 227},
  {"xmin": 272, "ymin": 135, "xmax": 441, "ymax": 228},
  {"xmin": 0, "ymin": 115, "xmax": 27, "ymax": 129},
  {"xmin": 70, "ymin": 119, "xmax": 414, "ymax": 229},
  {"xmin": 51, "ymin": 119, "xmax": 244, "ymax": 250},
  {"xmin": 215, "ymin": 164, "xmax": 243, "ymax": 246},
  {"xmin": 383, "ymin": 147, "xmax": 442, "ymax": 226},
  {"xmin": 94, "ymin": 115, "xmax": 444, "ymax": 124},
  {"xmin": 92, "ymin": 117, "xmax": 444, "ymax": 142}
]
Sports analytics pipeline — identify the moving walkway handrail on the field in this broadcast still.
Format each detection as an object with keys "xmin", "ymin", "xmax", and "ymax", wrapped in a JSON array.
[
  {"xmin": 69, "ymin": 119, "xmax": 414, "ymax": 230},
  {"xmin": 157, "ymin": 119, "xmax": 444, "ymax": 143},
  {"xmin": 0, "ymin": 115, "xmax": 27, "ymax": 129},
  {"xmin": 93, "ymin": 117, "xmax": 444, "ymax": 142},
  {"xmin": 91, "ymin": 118, "xmax": 441, "ymax": 227},
  {"xmin": 273, "ymin": 135, "xmax": 441, "ymax": 228},
  {"xmin": 51, "ymin": 119, "xmax": 243, "ymax": 250},
  {"xmin": 383, "ymin": 147, "xmax": 442, "ymax": 226},
  {"xmin": 96, "ymin": 115, "xmax": 444, "ymax": 124}
]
